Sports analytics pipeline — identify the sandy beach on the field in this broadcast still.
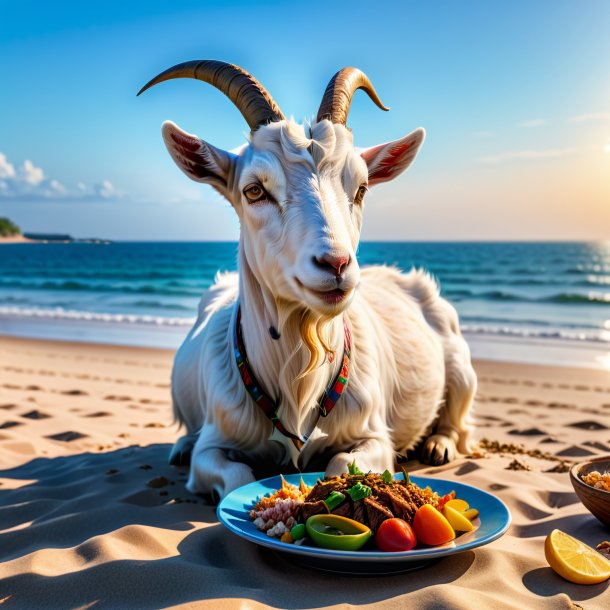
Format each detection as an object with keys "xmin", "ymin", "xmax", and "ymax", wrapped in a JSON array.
[{"xmin": 0, "ymin": 336, "xmax": 609, "ymax": 609}]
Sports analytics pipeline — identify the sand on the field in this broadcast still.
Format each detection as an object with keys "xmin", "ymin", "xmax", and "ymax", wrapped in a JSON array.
[
  {"xmin": 0, "ymin": 235, "xmax": 34, "ymax": 244},
  {"xmin": 0, "ymin": 336, "xmax": 609, "ymax": 609}
]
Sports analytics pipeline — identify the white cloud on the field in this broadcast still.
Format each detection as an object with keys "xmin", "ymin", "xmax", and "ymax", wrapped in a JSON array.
[
  {"xmin": 568, "ymin": 112, "xmax": 610, "ymax": 123},
  {"xmin": 0, "ymin": 152, "xmax": 123, "ymax": 202},
  {"xmin": 478, "ymin": 147, "xmax": 579, "ymax": 164},
  {"xmin": 0, "ymin": 153, "xmax": 16, "ymax": 179},
  {"xmin": 21, "ymin": 159, "xmax": 44, "ymax": 185},
  {"xmin": 517, "ymin": 119, "xmax": 547, "ymax": 128}
]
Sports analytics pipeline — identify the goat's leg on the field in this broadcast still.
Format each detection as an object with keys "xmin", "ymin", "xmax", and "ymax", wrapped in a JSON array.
[
  {"xmin": 422, "ymin": 348, "xmax": 477, "ymax": 465},
  {"xmin": 187, "ymin": 444, "xmax": 256, "ymax": 501},
  {"xmin": 169, "ymin": 433, "xmax": 196, "ymax": 466},
  {"xmin": 325, "ymin": 437, "xmax": 394, "ymax": 477}
]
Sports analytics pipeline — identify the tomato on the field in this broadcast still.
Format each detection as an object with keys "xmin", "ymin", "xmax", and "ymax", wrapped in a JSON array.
[{"xmin": 375, "ymin": 518, "xmax": 417, "ymax": 552}]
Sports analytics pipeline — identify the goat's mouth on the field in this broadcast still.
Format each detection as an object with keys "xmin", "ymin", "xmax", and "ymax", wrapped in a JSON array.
[{"xmin": 311, "ymin": 288, "xmax": 348, "ymax": 305}]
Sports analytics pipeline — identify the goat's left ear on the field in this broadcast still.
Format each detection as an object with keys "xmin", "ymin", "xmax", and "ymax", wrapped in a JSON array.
[
  {"xmin": 361, "ymin": 128, "xmax": 425, "ymax": 186},
  {"xmin": 162, "ymin": 121, "xmax": 236, "ymax": 197}
]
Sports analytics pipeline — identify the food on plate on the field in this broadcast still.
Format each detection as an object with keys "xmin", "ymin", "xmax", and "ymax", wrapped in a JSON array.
[
  {"xmin": 412, "ymin": 504, "xmax": 456, "ymax": 545},
  {"xmin": 294, "ymin": 464, "xmax": 451, "ymax": 529},
  {"xmin": 248, "ymin": 475, "xmax": 311, "ymax": 538},
  {"xmin": 306, "ymin": 514, "xmax": 372, "ymax": 551},
  {"xmin": 581, "ymin": 470, "xmax": 610, "ymax": 492},
  {"xmin": 545, "ymin": 529, "xmax": 610, "ymax": 584},
  {"xmin": 443, "ymin": 505, "xmax": 475, "ymax": 532},
  {"xmin": 249, "ymin": 464, "xmax": 480, "ymax": 552},
  {"xmin": 375, "ymin": 518, "xmax": 417, "ymax": 552}
]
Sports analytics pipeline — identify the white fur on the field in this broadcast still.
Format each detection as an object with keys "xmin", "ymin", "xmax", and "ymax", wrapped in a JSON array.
[{"xmin": 165, "ymin": 118, "xmax": 476, "ymax": 499}]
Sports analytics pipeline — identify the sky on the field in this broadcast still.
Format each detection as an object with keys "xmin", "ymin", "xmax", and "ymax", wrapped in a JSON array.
[{"xmin": 0, "ymin": 0, "xmax": 609, "ymax": 241}]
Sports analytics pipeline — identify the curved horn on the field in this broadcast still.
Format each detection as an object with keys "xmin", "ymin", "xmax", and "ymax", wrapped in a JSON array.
[
  {"xmin": 316, "ymin": 67, "xmax": 389, "ymax": 125},
  {"xmin": 137, "ymin": 60, "xmax": 285, "ymax": 130}
]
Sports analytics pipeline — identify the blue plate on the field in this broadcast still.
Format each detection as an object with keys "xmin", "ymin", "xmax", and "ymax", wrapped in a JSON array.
[{"xmin": 217, "ymin": 473, "xmax": 511, "ymax": 574}]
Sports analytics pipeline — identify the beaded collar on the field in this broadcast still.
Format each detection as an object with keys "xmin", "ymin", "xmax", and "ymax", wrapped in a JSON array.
[{"xmin": 233, "ymin": 305, "xmax": 351, "ymax": 450}]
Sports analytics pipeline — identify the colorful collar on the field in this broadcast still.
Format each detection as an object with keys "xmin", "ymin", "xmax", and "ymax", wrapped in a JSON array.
[{"xmin": 233, "ymin": 305, "xmax": 351, "ymax": 450}]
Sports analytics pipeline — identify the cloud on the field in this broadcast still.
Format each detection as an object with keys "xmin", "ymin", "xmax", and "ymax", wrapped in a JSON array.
[
  {"xmin": 477, "ymin": 147, "xmax": 579, "ymax": 164},
  {"xmin": 568, "ymin": 112, "xmax": 610, "ymax": 123},
  {"xmin": 0, "ymin": 152, "xmax": 123, "ymax": 202},
  {"xmin": 517, "ymin": 119, "xmax": 547, "ymax": 128}
]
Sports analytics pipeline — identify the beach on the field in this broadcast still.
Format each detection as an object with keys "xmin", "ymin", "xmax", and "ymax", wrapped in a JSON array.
[{"xmin": 0, "ymin": 335, "xmax": 608, "ymax": 609}]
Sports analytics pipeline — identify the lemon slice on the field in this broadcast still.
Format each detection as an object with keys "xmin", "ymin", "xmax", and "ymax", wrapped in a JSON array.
[
  {"xmin": 443, "ymin": 505, "xmax": 475, "ymax": 532},
  {"xmin": 544, "ymin": 529, "xmax": 610, "ymax": 585}
]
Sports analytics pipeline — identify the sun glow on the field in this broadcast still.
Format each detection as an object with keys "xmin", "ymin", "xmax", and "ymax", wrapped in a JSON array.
[{"xmin": 605, "ymin": 141, "xmax": 610, "ymax": 153}]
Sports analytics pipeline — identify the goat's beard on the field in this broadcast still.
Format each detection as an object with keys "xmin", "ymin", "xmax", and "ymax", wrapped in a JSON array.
[{"xmin": 275, "ymin": 297, "xmax": 342, "ymax": 438}]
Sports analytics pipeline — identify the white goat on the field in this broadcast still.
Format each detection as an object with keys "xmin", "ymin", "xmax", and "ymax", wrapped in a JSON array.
[{"xmin": 139, "ymin": 61, "xmax": 476, "ymax": 500}]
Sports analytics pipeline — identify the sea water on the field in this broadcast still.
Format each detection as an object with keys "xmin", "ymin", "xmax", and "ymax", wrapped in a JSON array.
[{"xmin": 0, "ymin": 241, "xmax": 608, "ymax": 369}]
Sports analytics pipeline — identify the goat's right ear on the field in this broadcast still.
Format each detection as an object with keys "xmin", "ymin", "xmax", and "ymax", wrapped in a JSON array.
[{"xmin": 162, "ymin": 121, "xmax": 235, "ymax": 196}]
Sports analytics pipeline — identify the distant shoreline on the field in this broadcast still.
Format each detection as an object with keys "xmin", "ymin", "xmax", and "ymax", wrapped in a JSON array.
[
  {"xmin": 0, "ymin": 234, "xmax": 35, "ymax": 244},
  {"xmin": 0, "ymin": 234, "xmax": 110, "ymax": 245}
]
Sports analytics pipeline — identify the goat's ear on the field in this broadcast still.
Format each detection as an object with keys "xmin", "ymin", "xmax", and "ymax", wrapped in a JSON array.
[
  {"xmin": 162, "ymin": 121, "xmax": 235, "ymax": 196},
  {"xmin": 361, "ymin": 128, "xmax": 425, "ymax": 186}
]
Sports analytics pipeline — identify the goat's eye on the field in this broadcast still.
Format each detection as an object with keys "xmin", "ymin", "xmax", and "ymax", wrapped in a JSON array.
[
  {"xmin": 243, "ymin": 183, "xmax": 267, "ymax": 203},
  {"xmin": 354, "ymin": 184, "xmax": 368, "ymax": 205}
]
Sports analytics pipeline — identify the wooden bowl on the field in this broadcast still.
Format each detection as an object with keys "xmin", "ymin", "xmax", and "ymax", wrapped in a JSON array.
[{"xmin": 570, "ymin": 457, "xmax": 610, "ymax": 528}]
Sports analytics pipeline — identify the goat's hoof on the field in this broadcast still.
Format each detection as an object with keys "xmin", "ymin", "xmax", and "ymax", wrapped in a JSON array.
[
  {"xmin": 421, "ymin": 434, "xmax": 456, "ymax": 466},
  {"xmin": 169, "ymin": 437, "xmax": 195, "ymax": 466}
]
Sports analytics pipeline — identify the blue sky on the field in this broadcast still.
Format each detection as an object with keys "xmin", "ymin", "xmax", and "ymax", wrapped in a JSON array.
[{"xmin": 1, "ymin": 0, "xmax": 609, "ymax": 240}]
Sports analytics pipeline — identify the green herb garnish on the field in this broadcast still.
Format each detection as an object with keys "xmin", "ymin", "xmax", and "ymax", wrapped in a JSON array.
[
  {"xmin": 348, "ymin": 460, "xmax": 364, "ymax": 476},
  {"xmin": 381, "ymin": 469, "xmax": 393, "ymax": 484},
  {"xmin": 346, "ymin": 482, "xmax": 372, "ymax": 501}
]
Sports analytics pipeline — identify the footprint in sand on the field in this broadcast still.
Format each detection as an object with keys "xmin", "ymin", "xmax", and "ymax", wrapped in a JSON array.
[
  {"xmin": 583, "ymin": 441, "xmax": 610, "ymax": 452},
  {"xmin": 566, "ymin": 420, "xmax": 608, "ymax": 431},
  {"xmin": 0, "ymin": 404, "xmax": 16, "ymax": 410},
  {"xmin": 554, "ymin": 445, "xmax": 596, "ymax": 457},
  {"xmin": 20, "ymin": 410, "xmax": 51, "ymax": 420},
  {"xmin": 0, "ymin": 420, "xmax": 23, "ymax": 429},
  {"xmin": 61, "ymin": 389, "xmax": 89, "ymax": 396},
  {"xmin": 46, "ymin": 431, "xmax": 88, "ymax": 442},
  {"xmin": 509, "ymin": 427, "xmax": 547, "ymax": 436},
  {"xmin": 83, "ymin": 411, "xmax": 112, "ymax": 418}
]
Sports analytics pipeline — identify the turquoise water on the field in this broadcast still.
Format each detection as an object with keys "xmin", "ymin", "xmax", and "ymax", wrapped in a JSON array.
[{"xmin": 1, "ymin": 242, "xmax": 609, "ymax": 365}]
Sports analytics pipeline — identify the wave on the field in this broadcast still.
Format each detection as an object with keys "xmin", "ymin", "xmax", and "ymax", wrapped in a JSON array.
[
  {"xmin": 0, "ymin": 279, "xmax": 207, "ymax": 297},
  {"xmin": 461, "ymin": 324, "xmax": 610, "ymax": 344},
  {"xmin": 0, "ymin": 306, "xmax": 195, "ymax": 326},
  {"xmin": 2, "ymin": 306, "xmax": 607, "ymax": 345},
  {"xmin": 443, "ymin": 288, "xmax": 610, "ymax": 305}
]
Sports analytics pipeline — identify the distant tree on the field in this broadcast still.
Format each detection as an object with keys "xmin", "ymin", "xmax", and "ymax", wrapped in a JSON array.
[{"xmin": 0, "ymin": 217, "xmax": 21, "ymax": 237}]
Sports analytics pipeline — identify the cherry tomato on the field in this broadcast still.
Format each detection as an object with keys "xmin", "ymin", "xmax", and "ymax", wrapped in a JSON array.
[{"xmin": 375, "ymin": 518, "xmax": 417, "ymax": 552}]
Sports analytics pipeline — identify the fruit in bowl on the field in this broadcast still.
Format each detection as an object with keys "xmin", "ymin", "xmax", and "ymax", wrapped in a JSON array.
[{"xmin": 569, "ymin": 457, "xmax": 610, "ymax": 528}]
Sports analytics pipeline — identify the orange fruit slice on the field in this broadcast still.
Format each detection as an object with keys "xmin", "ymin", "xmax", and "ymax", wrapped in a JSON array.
[
  {"xmin": 463, "ymin": 508, "xmax": 479, "ymax": 520},
  {"xmin": 544, "ymin": 529, "xmax": 610, "ymax": 585},
  {"xmin": 443, "ymin": 505, "xmax": 475, "ymax": 532},
  {"xmin": 413, "ymin": 504, "xmax": 456, "ymax": 546},
  {"xmin": 444, "ymin": 498, "xmax": 469, "ymax": 512}
]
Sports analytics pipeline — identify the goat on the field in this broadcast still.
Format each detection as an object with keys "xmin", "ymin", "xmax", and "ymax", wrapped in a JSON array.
[{"xmin": 138, "ymin": 61, "xmax": 476, "ymax": 500}]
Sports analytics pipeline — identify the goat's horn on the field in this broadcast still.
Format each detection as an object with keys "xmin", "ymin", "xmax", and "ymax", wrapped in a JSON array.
[
  {"xmin": 137, "ymin": 60, "xmax": 285, "ymax": 130},
  {"xmin": 316, "ymin": 67, "xmax": 389, "ymax": 125}
]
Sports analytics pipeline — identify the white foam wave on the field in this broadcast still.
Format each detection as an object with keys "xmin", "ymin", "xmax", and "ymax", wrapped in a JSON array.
[
  {"xmin": 0, "ymin": 306, "xmax": 195, "ymax": 327},
  {"xmin": 461, "ymin": 324, "xmax": 610, "ymax": 344}
]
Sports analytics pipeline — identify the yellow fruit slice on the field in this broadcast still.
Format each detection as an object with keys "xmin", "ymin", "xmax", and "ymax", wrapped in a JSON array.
[
  {"xmin": 463, "ymin": 508, "xmax": 479, "ymax": 521},
  {"xmin": 544, "ymin": 529, "xmax": 610, "ymax": 585},
  {"xmin": 445, "ymin": 498, "xmax": 469, "ymax": 512},
  {"xmin": 443, "ymin": 505, "xmax": 475, "ymax": 532}
]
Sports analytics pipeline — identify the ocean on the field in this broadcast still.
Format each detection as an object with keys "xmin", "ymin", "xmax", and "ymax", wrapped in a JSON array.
[{"xmin": 1, "ymin": 241, "xmax": 609, "ymax": 369}]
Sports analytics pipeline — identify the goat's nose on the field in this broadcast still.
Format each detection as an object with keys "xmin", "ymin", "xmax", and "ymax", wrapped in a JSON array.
[{"xmin": 313, "ymin": 252, "xmax": 351, "ymax": 277}]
